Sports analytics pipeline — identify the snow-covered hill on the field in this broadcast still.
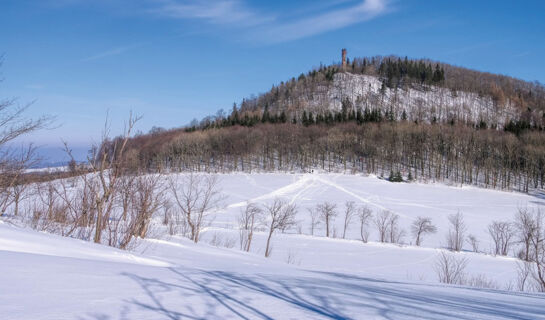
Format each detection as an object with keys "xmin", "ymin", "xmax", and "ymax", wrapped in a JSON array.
[
  {"xmin": 1, "ymin": 173, "xmax": 545, "ymax": 319},
  {"xmin": 304, "ymin": 72, "xmax": 518, "ymax": 126}
]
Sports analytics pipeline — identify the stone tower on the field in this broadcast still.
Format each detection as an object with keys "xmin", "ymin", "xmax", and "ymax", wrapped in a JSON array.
[{"xmin": 342, "ymin": 48, "xmax": 347, "ymax": 69}]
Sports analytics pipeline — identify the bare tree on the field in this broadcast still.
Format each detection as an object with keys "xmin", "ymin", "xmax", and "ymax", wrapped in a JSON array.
[
  {"xmin": 375, "ymin": 210, "xmax": 392, "ymax": 243},
  {"xmin": 358, "ymin": 205, "xmax": 373, "ymax": 243},
  {"xmin": 529, "ymin": 210, "xmax": 545, "ymax": 292},
  {"xmin": 446, "ymin": 211, "xmax": 466, "ymax": 252},
  {"xmin": 0, "ymin": 147, "xmax": 36, "ymax": 215},
  {"xmin": 308, "ymin": 207, "xmax": 320, "ymax": 236},
  {"xmin": 388, "ymin": 213, "xmax": 405, "ymax": 244},
  {"xmin": 66, "ymin": 113, "xmax": 141, "ymax": 244},
  {"xmin": 264, "ymin": 198, "xmax": 297, "ymax": 257},
  {"xmin": 169, "ymin": 173, "xmax": 223, "ymax": 243},
  {"xmin": 434, "ymin": 251, "xmax": 468, "ymax": 285},
  {"xmin": 110, "ymin": 174, "xmax": 164, "ymax": 249},
  {"xmin": 514, "ymin": 208, "xmax": 537, "ymax": 261},
  {"xmin": 488, "ymin": 220, "xmax": 515, "ymax": 256},
  {"xmin": 316, "ymin": 202, "xmax": 337, "ymax": 237},
  {"xmin": 342, "ymin": 201, "xmax": 356, "ymax": 239},
  {"xmin": 516, "ymin": 261, "xmax": 532, "ymax": 292},
  {"xmin": 411, "ymin": 216, "xmax": 437, "ymax": 246},
  {"xmin": 11, "ymin": 177, "xmax": 33, "ymax": 217},
  {"xmin": 0, "ymin": 95, "xmax": 49, "ymax": 217},
  {"xmin": 466, "ymin": 234, "xmax": 479, "ymax": 253},
  {"xmin": 238, "ymin": 202, "xmax": 263, "ymax": 252}
]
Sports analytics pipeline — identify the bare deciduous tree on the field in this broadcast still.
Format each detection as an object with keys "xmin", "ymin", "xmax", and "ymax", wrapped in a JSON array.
[
  {"xmin": 69, "ymin": 113, "xmax": 141, "ymax": 244},
  {"xmin": 238, "ymin": 202, "xmax": 263, "ymax": 252},
  {"xmin": 358, "ymin": 205, "xmax": 373, "ymax": 243},
  {"xmin": 516, "ymin": 261, "xmax": 532, "ymax": 292},
  {"xmin": 434, "ymin": 251, "xmax": 468, "ymax": 285},
  {"xmin": 169, "ymin": 173, "xmax": 223, "ymax": 243},
  {"xmin": 466, "ymin": 234, "xmax": 479, "ymax": 253},
  {"xmin": 0, "ymin": 85, "xmax": 50, "ymax": 217},
  {"xmin": 264, "ymin": 198, "xmax": 297, "ymax": 257},
  {"xmin": 342, "ymin": 201, "xmax": 356, "ymax": 239},
  {"xmin": 530, "ymin": 210, "xmax": 545, "ymax": 291},
  {"xmin": 446, "ymin": 211, "xmax": 466, "ymax": 252},
  {"xmin": 316, "ymin": 202, "xmax": 337, "ymax": 237},
  {"xmin": 388, "ymin": 212, "xmax": 405, "ymax": 244},
  {"xmin": 411, "ymin": 216, "xmax": 437, "ymax": 246},
  {"xmin": 514, "ymin": 208, "xmax": 537, "ymax": 261},
  {"xmin": 308, "ymin": 207, "xmax": 320, "ymax": 236},
  {"xmin": 375, "ymin": 210, "xmax": 392, "ymax": 243},
  {"xmin": 488, "ymin": 220, "xmax": 515, "ymax": 256}
]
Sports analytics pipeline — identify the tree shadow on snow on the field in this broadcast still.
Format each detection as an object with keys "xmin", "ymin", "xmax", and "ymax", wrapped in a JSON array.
[{"xmin": 86, "ymin": 267, "xmax": 545, "ymax": 320}]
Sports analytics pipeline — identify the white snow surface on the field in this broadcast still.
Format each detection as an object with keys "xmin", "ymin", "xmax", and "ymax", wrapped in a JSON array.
[
  {"xmin": 304, "ymin": 72, "xmax": 519, "ymax": 126},
  {"xmin": 2, "ymin": 173, "xmax": 545, "ymax": 319}
]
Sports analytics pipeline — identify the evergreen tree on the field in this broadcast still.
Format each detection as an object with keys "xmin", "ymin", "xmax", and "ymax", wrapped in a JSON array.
[
  {"xmin": 356, "ymin": 109, "xmax": 363, "ymax": 124},
  {"xmin": 308, "ymin": 111, "xmax": 315, "ymax": 125},
  {"xmin": 302, "ymin": 110, "xmax": 308, "ymax": 126},
  {"xmin": 262, "ymin": 105, "xmax": 270, "ymax": 123},
  {"xmin": 231, "ymin": 103, "xmax": 240, "ymax": 125},
  {"xmin": 280, "ymin": 111, "xmax": 287, "ymax": 123}
]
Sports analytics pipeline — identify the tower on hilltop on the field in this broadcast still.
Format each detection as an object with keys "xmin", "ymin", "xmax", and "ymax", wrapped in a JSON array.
[{"xmin": 342, "ymin": 48, "xmax": 347, "ymax": 69}]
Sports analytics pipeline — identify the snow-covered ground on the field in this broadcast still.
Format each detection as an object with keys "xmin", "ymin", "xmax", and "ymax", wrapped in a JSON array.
[{"xmin": 2, "ymin": 173, "xmax": 545, "ymax": 319}]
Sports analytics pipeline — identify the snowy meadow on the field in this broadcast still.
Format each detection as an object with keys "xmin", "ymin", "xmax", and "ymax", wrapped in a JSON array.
[{"xmin": 2, "ymin": 172, "xmax": 545, "ymax": 319}]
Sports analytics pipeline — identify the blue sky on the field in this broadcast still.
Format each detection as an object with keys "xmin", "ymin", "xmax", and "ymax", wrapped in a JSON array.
[{"xmin": 1, "ymin": 0, "xmax": 544, "ymax": 157}]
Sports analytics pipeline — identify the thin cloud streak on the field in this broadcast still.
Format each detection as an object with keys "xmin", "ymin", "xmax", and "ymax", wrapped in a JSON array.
[
  {"xmin": 151, "ymin": 0, "xmax": 390, "ymax": 43},
  {"xmin": 81, "ymin": 43, "xmax": 147, "ymax": 62},
  {"xmin": 257, "ymin": 0, "xmax": 389, "ymax": 43},
  {"xmin": 150, "ymin": 0, "xmax": 274, "ymax": 27}
]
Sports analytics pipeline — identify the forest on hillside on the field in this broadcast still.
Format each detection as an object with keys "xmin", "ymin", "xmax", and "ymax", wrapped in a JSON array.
[
  {"xmin": 227, "ymin": 55, "xmax": 545, "ymax": 130},
  {"xmin": 120, "ymin": 121, "xmax": 545, "ymax": 193},
  {"xmin": 114, "ymin": 56, "xmax": 545, "ymax": 193}
]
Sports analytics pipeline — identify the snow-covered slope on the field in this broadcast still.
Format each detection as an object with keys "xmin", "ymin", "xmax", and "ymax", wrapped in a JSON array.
[
  {"xmin": 304, "ymin": 72, "xmax": 518, "ymax": 126},
  {"xmin": 2, "ymin": 173, "xmax": 545, "ymax": 319},
  {"xmin": 2, "ymin": 221, "xmax": 545, "ymax": 320}
]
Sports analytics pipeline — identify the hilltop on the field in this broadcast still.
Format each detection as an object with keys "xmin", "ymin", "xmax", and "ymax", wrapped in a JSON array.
[{"xmin": 113, "ymin": 53, "xmax": 545, "ymax": 193}]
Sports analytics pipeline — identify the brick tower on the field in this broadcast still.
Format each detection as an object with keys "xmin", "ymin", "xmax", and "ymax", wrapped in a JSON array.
[{"xmin": 342, "ymin": 48, "xmax": 347, "ymax": 69}]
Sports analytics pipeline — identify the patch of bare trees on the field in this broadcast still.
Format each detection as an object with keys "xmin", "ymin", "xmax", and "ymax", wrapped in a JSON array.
[
  {"xmin": 374, "ymin": 210, "xmax": 404, "ymax": 244},
  {"xmin": 488, "ymin": 221, "xmax": 514, "ymax": 256},
  {"xmin": 3, "ymin": 113, "xmax": 179, "ymax": 250},
  {"xmin": 434, "ymin": 251, "xmax": 468, "ymax": 285},
  {"xmin": 168, "ymin": 173, "xmax": 223, "ymax": 243},
  {"xmin": 0, "ymin": 78, "xmax": 51, "ymax": 217},
  {"xmin": 123, "ymin": 113, "xmax": 545, "ymax": 194}
]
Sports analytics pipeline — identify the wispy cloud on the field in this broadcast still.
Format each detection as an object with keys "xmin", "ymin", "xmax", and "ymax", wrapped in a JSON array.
[
  {"xmin": 258, "ymin": 0, "xmax": 389, "ymax": 43},
  {"xmin": 150, "ymin": 0, "xmax": 274, "ymax": 26},
  {"xmin": 81, "ymin": 42, "xmax": 147, "ymax": 62},
  {"xmin": 150, "ymin": 0, "xmax": 390, "ymax": 43}
]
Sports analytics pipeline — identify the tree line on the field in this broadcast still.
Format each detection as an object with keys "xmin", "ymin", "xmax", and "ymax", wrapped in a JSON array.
[{"xmin": 123, "ymin": 121, "xmax": 545, "ymax": 193}]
